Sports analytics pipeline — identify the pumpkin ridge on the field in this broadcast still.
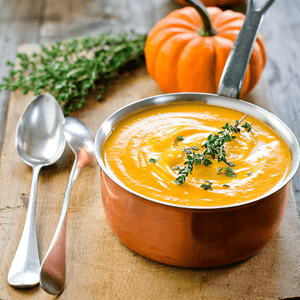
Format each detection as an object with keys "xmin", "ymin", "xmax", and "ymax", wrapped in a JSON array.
[
  {"xmin": 162, "ymin": 18, "xmax": 200, "ymax": 31},
  {"xmin": 245, "ymin": 41, "xmax": 267, "ymax": 93},
  {"xmin": 214, "ymin": 16, "xmax": 244, "ymax": 29},
  {"xmin": 177, "ymin": 36, "xmax": 216, "ymax": 92},
  {"xmin": 218, "ymin": 26, "xmax": 244, "ymax": 33},
  {"xmin": 217, "ymin": 31, "xmax": 241, "ymax": 40},
  {"xmin": 211, "ymin": 36, "xmax": 219, "ymax": 93},
  {"xmin": 215, "ymin": 10, "xmax": 245, "ymax": 21},
  {"xmin": 207, "ymin": 6, "xmax": 223, "ymax": 20},
  {"xmin": 255, "ymin": 35, "xmax": 267, "ymax": 67},
  {"xmin": 154, "ymin": 32, "xmax": 197, "ymax": 92},
  {"xmin": 146, "ymin": 29, "xmax": 196, "ymax": 77},
  {"xmin": 212, "ymin": 36, "xmax": 231, "ymax": 93},
  {"xmin": 214, "ymin": 33, "xmax": 252, "ymax": 96},
  {"xmin": 217, "ymin": 32, "xmax": 239, "ymax": 42},
  {"xmin": 145, "ymin": 3, "xmax": 266, "ymax": 97},
  {"xmin": 179, "ymin": 2, "xmax": 217, "ymax": 37},
  {"xmin": 169, "ymin": 6, "xmax": 201, "ymax": 20},
  {"xmin": 148, "ymin": 17, "xmax": 200, "ymax": 37},
  {"xmin": 170, "ymin": 7, "xmax": 202, "ymax": 25},
  {"xmin": 215, "ymin": 20, "xmax": 245, "ymax": 33},
  {"xmin": 213, "ymin": 11, "xmax": 245, "ymax": 28},
  {"xmin": 247, "ymin": 56, "xmax": 258, "ymax": 94}
]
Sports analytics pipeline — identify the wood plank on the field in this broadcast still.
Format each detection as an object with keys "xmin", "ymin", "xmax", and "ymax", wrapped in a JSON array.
[
  {"xmin": 0, "ymin": 44, "xmax": 300, "ymax": 298},
  {"xmin": 0, "ymin": 1, "xmax": 300, "ymax": 297},
  {"xmin": 259, "ymin": 0, "xmax": 300, "ymax": 217},
  {"xmin": 39, "ymin": 0, "xmax": 177, "ymax": 45},
  {"xmin": 2, "ymin": 0, "xmax": 300, "ymax": 217},
  {"xmin": 0, "ymin": 0, "xmax": 45, "ymax": 154},
  {"xmin": 0, "ymin": 0, "xmax": 175, "ymax": 156}
]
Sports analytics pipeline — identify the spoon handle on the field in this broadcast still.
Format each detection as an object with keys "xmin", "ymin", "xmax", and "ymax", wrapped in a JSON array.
[
  {"xmin": 217, "ymin": 0, "xmax": 276, "ymax": 99},
  {"xmin": 39, "ymin": 157, "xmax": 80, "ymax": 295},
  {"xmin": 8, "ymin": 165, "xmax": 41, "ymax": 287}
]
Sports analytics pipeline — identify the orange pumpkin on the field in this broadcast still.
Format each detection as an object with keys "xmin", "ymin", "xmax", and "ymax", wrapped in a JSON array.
[
  {"xmin": 176, "ymin": 0, "xmax": 245, "ymax": 6},
  {"xmin": 145, "ymin": 3, "xmax": 266, "ymax": 97}
]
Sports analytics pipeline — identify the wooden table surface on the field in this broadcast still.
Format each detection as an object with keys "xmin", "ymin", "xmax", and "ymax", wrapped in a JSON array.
[
  {"xmin": 1, "ymin": 0, "xmax": 300, "ymax": 214},
  {"xmin": 1, "ymin": 0, "xmax": 300, "ymax": 299}
]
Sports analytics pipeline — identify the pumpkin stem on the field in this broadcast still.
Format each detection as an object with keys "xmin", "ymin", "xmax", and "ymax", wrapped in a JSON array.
[{"xmin": 184, "ymin": 0, "xmax": 217, "ymax": 37}]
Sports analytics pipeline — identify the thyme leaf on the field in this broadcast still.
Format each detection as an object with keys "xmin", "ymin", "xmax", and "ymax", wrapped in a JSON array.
[
  {"xmin": 223, "ymin": 166, "xmax": 237, "ymax": 178},
  {"xmin": 241, "ymin": 122, "xmax": 253, "ymax": 132},
  {"xmin": 0, "ymin": 32, "xmax": 147, "ymax": 115},
  {"xmin": 149, "ymin": 158, "xmax": 158, "ymax": 164},
  {"xmin": 174, "ymin": 116, "xmax": 252, "ymax": 186},
  {"xmin": 217, "ymin": 166, "xmax": 237, "ymax": 177},
  {"xmin": 201, "ymin": 181, "xmax": 213, "ymax": 190}
]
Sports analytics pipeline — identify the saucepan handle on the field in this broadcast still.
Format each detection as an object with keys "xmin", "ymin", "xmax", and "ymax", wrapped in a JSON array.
[{"xmin": 217, "ymin": 0, "xmax": 276, "ymax": 99}]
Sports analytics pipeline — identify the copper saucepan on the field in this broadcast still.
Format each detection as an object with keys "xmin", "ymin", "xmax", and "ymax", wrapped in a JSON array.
[{"xmin": 95, "ymin": 0, "xmax": 299, "ymax": 268}]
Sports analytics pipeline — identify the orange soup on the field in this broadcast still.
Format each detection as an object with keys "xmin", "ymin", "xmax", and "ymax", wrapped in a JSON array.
[{"xmin": 102, "ymin": 103, "xmax": 291, "ymax": 207}]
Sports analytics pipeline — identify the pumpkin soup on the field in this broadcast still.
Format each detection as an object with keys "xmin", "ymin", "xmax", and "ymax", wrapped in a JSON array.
[{"xmin": 102, "ymin": 103, "xmax": 291, "ymax": 206}]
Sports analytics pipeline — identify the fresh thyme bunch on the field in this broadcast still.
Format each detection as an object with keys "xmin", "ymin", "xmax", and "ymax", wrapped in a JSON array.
[
  {"xmin": 0, "ymin": 32, "xmax": 147, "ymax": 115},
  {"xmin": 174, "ymin": 117, "xmax": 252, "ymax": 187}
]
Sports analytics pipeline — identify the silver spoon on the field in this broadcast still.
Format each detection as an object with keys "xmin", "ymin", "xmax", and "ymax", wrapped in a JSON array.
[
  {"xmin": 39, "ymin": 116, "xmax": 95, "ymax": 295},
  {"xmin": 8, "ymin": 94, "xmax": 66, "ymax": 288}
]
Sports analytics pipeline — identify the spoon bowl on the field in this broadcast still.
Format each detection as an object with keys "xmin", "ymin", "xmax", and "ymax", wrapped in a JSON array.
[
  {"xmin": 8, "ymin": 94, "xmax": 66, "ymax": 288},
  {"xmin": 16, "ymin": 95, "xmax": 66, "ymax": 165},
  {"xmin": 63, "ymin": 117, "xmax": 95, "ymax": 162},
  {"xmin": 39, "ymin": 117, "xmax": 95, "ymax": 295}
]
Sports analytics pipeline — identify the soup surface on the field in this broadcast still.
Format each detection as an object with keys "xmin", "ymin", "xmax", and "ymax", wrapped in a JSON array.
[{"xmin": 102, "ymin": 103, "xmax": 291, "ymax": 207}]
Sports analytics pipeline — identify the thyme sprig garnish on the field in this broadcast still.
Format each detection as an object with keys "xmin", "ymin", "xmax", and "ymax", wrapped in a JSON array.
[
  {"xmin": 217, "ymin": 166, "xmax": 237, "ymax": 178},
  {"xmin": 174, "ymin": 115, "xmax": 252, "ymax": 187},
  {"xmin": 201, "ymin": 181, "xmax": 213, "ymax": 190},
  {"xmin": 149, "ymin": 158, "xmax": 158, "ymax": 164},
  {"xmin": 0, "ymin": 32, "xmax": 146, "ymax": 115},
  {"xmin": 241, "ymin": 122, "xmax": 253, "ymax": 132}
]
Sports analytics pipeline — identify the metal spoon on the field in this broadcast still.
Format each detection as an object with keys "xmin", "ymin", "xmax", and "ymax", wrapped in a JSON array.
[
  {"xmin": 39, "ymin": 117, "xmax": 95, "ymax": 295},
  {"xmin": 8, "ymin": 94, "xmax": 66, "ymax": 288}
]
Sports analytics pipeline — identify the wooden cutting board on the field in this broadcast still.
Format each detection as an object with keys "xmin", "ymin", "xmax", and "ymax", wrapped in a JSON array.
[{"xmin": 0, "ymin": 44, "xmax": 300, "ymax": 300}]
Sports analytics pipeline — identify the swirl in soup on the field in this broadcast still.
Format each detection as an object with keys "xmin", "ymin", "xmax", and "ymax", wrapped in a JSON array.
[{"xmin": 102, "ymin": 103, "xmax": 291, "ymax": 207}]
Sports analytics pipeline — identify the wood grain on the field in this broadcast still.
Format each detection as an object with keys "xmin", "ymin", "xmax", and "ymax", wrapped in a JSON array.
[
  {"xmin": 260, "ymin": 0, "xmax": 300, "ymax": 217},
  {"xmin": 0, "ymin": 56, "xmax": 300, "ymax": 299},
  {"xmin": 1, "ymin": 1, "xmax": 300, "ymax": 298},
  {"xmin": 39, "ymin": 0, "xmax": 177, "ymax": 44},
  {"xmin": 0, "ymin": 0, "xmax": 45, "ymax": 155},
  {"xmin": 1, "ymin": 0, "xmax": 300, "ymax": 217}
]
